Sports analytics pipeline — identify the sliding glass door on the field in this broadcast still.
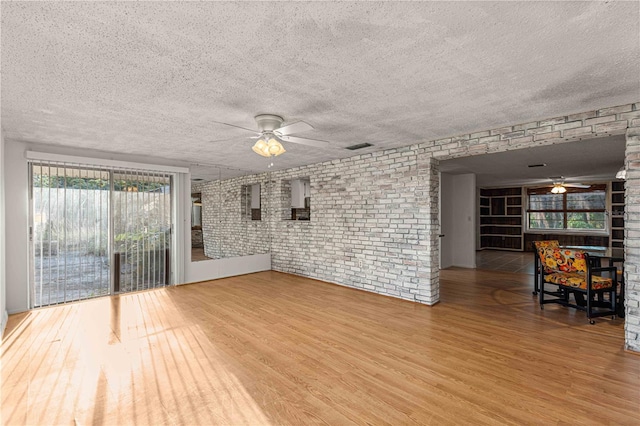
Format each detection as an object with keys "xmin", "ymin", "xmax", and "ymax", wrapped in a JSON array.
[
  {"xmin": 112, "ymin": 171, "xmax": 172, "ymax": 293},
  {"xmin": 30, "ymin": 162, "xmax": 173, "ymax": 308}
]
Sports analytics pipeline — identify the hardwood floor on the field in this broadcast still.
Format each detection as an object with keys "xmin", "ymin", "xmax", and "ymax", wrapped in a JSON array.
[
  {"xmin": 2, "ymin": 269, "xmax": 639, "ymax": 425},
  {"xmin": 191, "ymin": 247, "xmax": 213, "ymax": 262}
]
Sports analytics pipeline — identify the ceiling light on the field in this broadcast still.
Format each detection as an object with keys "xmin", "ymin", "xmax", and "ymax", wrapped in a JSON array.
[
  {"xmin": 616, "ymin": 166, "xmax": 627, "ymax": 180},
  {"xmin": 252, "ymin": 137, "xmax": 286, "ymax": 158},
  {"xmin": 551, "ymin": 184, "xmax": 566, "ymax": 194}
]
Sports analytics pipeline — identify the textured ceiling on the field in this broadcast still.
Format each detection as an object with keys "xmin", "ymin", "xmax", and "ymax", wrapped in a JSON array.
[{"xmin": 2, "ymin": 2, "xmax": 639, "ymax": 180}]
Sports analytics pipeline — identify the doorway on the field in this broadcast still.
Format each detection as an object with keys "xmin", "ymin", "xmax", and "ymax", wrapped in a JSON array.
[{"xmin": 30, "ymin": 162, "xmax": 173, "ymax": 308}]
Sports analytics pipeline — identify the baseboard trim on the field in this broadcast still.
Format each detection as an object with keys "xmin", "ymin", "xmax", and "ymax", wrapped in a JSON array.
[{"xmin": 1, "ymin": 309, "xmax": 8, "ymax": 338}]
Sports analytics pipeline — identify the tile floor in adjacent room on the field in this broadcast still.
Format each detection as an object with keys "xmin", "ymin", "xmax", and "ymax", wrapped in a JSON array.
[{"xmin": 475, "ymin": 250, "xmax": 535, "ymax": 274}]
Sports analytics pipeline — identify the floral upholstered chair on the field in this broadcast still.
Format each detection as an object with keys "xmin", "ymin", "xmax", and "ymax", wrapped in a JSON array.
[
  {"xmin": 532, "ymin": 240, "xmax": 559, "ymax": 295},
  {"xmin": 538, "ymin": 247, "xmax": 617, "ymax": 323}
]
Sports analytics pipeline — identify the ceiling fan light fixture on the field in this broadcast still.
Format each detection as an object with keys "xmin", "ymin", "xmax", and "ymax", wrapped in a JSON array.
[
  {"xmin": 267, "ymin": 138, "xmax": 286, "ymax": 156},
  {"xmin": 551, "ymin": 184, "xmax": 566, "ymax": 194},
  {"xmin": 252, "ymin": 138, "xmax": 270, "ymax": 157},
  {"xmin": 252, "ymin": 137, "xmax": 286, "ymax": 157}
]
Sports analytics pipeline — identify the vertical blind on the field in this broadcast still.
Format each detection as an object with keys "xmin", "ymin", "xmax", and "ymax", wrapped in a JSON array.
[
  {"xmin": 31, "ymin": 163, "xmax": 111, "ymax": 306},
  {"xmin": 31, "ymin": 161, "xmax": 172, "ymax": 308},
  {"xmin": 112, "ymin": 169, "xmax": 172, "ymax": 293}
]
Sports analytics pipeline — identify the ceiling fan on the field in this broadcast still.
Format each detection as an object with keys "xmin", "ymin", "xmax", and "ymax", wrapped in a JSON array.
[
  {"xmin": 212, "ymin": 114, "xmax": 330, "ymax": 158},
  {"xmin": 547, "ymin": 176, "xmax": 591, "ymax": 194}
]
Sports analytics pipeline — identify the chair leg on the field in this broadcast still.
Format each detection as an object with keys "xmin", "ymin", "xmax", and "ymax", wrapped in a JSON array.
[
  {"xmin": 611, "ymin": 287, "xmax": 617, "ymax": 319},
  {"xmin": 533, "ymin": 257, "xmax": 539, "ymax": 295},
  {"xmin": 618, "ymin": 280, "xmax": 625, "ymax": 318}
]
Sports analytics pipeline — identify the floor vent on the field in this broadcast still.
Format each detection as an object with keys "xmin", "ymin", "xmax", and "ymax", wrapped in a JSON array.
[{"xmin": 345, "ymin": 143, "xmax": 373, "ymax": 150}]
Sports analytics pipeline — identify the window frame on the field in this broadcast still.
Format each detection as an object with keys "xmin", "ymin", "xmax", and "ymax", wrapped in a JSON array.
[{"xmin": 525, "ymin": 184, "xmax": 608, "ymax": 235}]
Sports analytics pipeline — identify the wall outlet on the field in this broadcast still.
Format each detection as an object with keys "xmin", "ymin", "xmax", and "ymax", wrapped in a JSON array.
[{"xmin": 358, "ymin": 260, "xmax": 363, "ymax": 268}]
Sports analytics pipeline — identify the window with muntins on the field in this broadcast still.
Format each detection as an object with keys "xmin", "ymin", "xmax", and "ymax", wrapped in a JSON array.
[{"xmin": 527, "ymin": 185, "xmax": 607, "ymax": 232}]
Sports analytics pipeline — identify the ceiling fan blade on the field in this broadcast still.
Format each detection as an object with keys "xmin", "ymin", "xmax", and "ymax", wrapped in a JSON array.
[
  {"xmin": 564, "ymin": 183, "xmax": 591, "ymax": 189},
  {"xmin": 275, "ymin": 121, "xmax": 314, "ymax": 136},
  {"xmin": 206, "ymin": 137, "xmax": 242, "ymax": 143},
  {"xmin": 210, "ymin": 120, "xmax": 258, "ymax": 133},
  {"xmin": 277, "ymin": 134, "xmax": 330, "ymax": 148}
]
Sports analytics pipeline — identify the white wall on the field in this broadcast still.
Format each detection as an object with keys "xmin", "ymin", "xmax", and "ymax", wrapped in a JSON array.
[
  {"xmin": 186, "ymin": 254, "xmax": 271, "ymax": 283},
  {"xmin": 3, "ymin": 140, "xmax": 270, "ymax": 314},
  {"xmin": 4, "ymin": 141, "xmax": 29, "ymax": 313},
  {"xmin": 440, "ymin": 173, "xmax": 476, "ymax": 269},
  {"xmin": 0, "ymin": 128, "xmax": 7, "ymax": 335},
  {"xmin": 440, "ymin": 173, "xmax": 454, "ymax": 269}
]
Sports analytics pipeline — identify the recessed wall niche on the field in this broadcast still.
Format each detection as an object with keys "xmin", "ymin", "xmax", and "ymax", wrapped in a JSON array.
[
  {"xmin": 241, "ymin": 183, "xmax": 261, "ymax": 221},
  {"xmin": 281, "ymin": 177, "xmax": 311, "ymax": 221}
]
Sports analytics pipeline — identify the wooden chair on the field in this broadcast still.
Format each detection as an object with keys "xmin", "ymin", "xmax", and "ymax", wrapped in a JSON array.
[
  {"xmin": 538, "ymin": 248, "xmax": 617, "ymax": 324},
  {"xmin": 532, "ymin": 240, "xmax": 559, "ymax": 295},
  {"xmin": 608, "ymin": 257, "xmax": 625, "ymax": 318}
]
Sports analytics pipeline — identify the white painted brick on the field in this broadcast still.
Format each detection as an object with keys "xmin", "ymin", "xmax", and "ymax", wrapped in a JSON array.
[
  {"xmin": 585, "ymin": 115, "xmax": 616, "ymax": 126},
  {"xmin": 554, "ymin": 121, "xmax": 582, "ymax": 131},
  {"xmin": 599, "ymin": 104, "xmax": 633, "ymax": 115},
  {"xmin": 567, "ymin": 110, "xmax": 596, "ymax": 121},
  {"xmin": 526, "ymin": 125, "xmax": 553, "ymax": 134},
  {"xmin": 563, "ymin": 126, "xmax": 595, "ymax": 138},
  {"xmin": 539, "ymin": 116, "xmax": 566, "ymax": 126},
  {"xmin": 198, "ymin": 103, "xmax": 640, "ymax": 349},
  {"xmin": 513, "ymin": 121, "xmax": 539, "ymax": 131},
  {"xmin": 534, "ymin": 131, "xmax": 562, "ymax": 141},
  {"xmin": 489, "ymin": 127, "xmax": 513, "ymax": 136},
  {"xmin": 594, "ymin": 120, "xmax": 629, "ymax": 133},
  {"xmin": 470, "ymin": 130, "xmax": 491, "ymax": 138}
]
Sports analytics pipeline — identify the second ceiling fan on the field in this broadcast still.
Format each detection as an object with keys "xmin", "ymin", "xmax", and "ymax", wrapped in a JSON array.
[{"xmin": 548, "ymin": 176, "xmax": 591, "ymax": 193}]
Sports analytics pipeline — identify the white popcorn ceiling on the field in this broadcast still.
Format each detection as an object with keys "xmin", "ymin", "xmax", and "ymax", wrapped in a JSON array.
[{"xmin": 1, "ymin": 2, "xmax": 639, "ymax": 180}]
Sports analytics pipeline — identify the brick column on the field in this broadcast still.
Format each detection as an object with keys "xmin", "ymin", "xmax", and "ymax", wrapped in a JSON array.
[
  {"xmin": 625, "ymin": 123, "xmax": 640, "ymax": 352},
  {"xmin": 416, "ymin": 154, "xmax": 440, "ymax": 305}
]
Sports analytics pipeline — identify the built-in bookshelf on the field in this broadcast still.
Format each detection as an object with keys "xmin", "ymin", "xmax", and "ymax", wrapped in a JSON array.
[{"xmin": 479, "ymin": 187, "xmax": 523, "ymax": 251}]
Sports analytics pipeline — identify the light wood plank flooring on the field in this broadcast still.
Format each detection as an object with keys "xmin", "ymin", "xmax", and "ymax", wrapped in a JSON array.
[
  {"xmin": 2, "ymin": 269, "xmax": 639, "ymax": 425},
  {"xmin": 191, "ymin": 247, "xmax": 213, "ymax": 262}
]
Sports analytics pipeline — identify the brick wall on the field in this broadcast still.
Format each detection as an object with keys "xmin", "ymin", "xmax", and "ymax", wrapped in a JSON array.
[
  {"xmin": 195, "ymin": 174, "xmax": 271, "ymax": 259},
  {"xmin": 269, "ymin": 148, "xmax": 426, "ymax": 301},
  {"xmin": 624, "ymin": 123, "xmax": 640, "ymax": 352},
  {"xmin": 197, "ymin": 102, "xmax": 640, "ymax": 351}
]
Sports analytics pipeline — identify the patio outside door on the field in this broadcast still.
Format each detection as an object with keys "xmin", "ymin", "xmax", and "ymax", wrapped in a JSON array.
[{"xmin": 30, "ymin": 162, "xmax": 173, "ymax": 308}]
